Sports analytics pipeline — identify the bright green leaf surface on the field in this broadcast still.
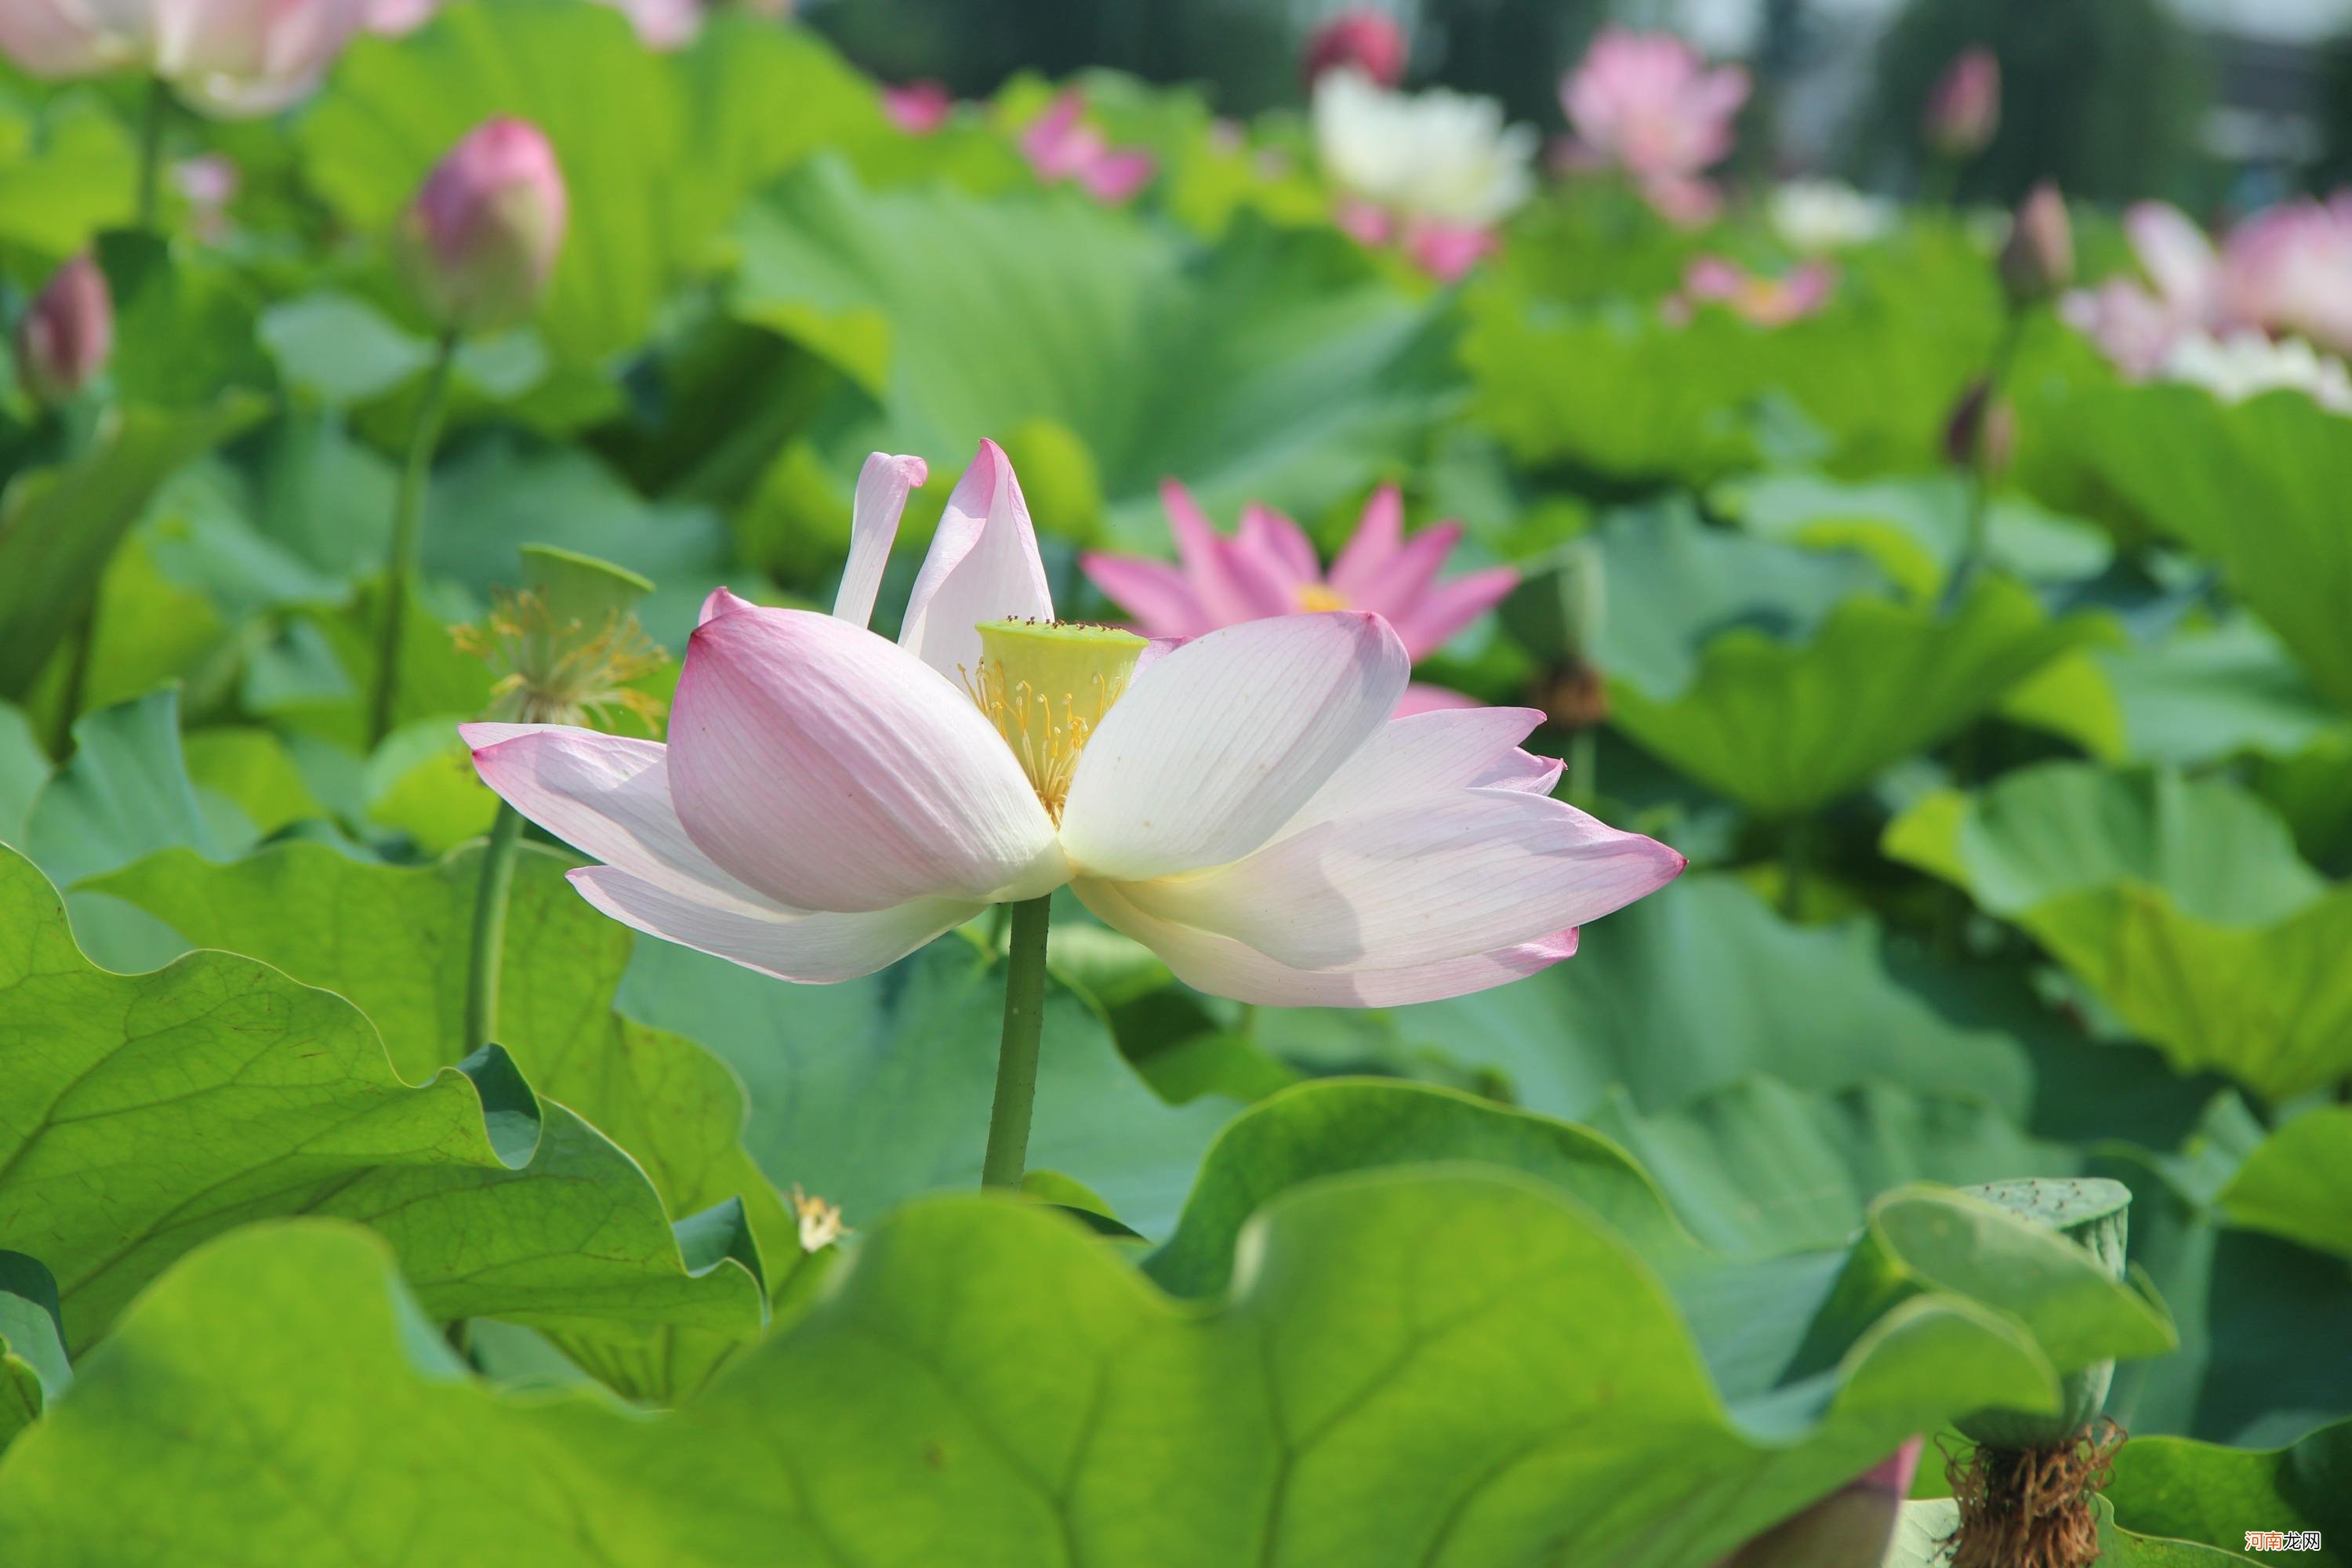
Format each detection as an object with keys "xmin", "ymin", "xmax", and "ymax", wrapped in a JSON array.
[{"xmin": 2220, "ymin": 1109, "xmax": 2352, "ymax": 1262}]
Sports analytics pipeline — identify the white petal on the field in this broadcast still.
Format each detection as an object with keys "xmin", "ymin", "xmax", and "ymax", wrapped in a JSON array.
[
  {"xmin": 669, "ymin": 605, "xmax": 1065, "ymax": 913},
  {"xmin": 1058, "ymin": 612, "xmax": 1407, "ymax": 881},
  {"xmin": 571, "ymin": 867, "xmax": 977, "ymax": 984},
  {"xmin": 898, "ymin": 439, "xmax": 1053, "ymax": 681},
  {"xmin": 1114, "ymin": 789, "xmax": 1685, "ymax": 971},
  {"xmin": 1076, "ymin": 877, "xmax": 1579, "ymax": 1007},
  {"xmin": 1278, "ymin": 706, "xmax": 1553, "ymax": 834},
  {"xmin": 832, "ymin": 452, "xmax": 929, "ymax": 630}
]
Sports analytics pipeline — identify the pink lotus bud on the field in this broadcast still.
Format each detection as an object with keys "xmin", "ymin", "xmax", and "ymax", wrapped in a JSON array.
[
  {"xmin": 881, "ymin": 81, "xmax": 953, "ymax": 136},
  {"xmin": 1926, "ymin": 47, "xmax": 2000, "ymax": 158},
  {"xmin": 15, "ymin": 254, "xmax": 113, "ymax": 406},
  {"xmin": 1304, "ymin": 9, "xmax": 1407, "ymax": 89},
  {"xmin": 152, "ymin": 0, "xmax": 372, "ymax": 119},
  {"xmin": 2001, "ymin": 181, "xmax": 2074, "ymax": 305},
  {"xmin": 1944, "ymin": 378, "xmax": 2016, "ymax": 474},
  {"xmin": 399, "ymin": 118, "xmax": 568, "ymax": 336}
]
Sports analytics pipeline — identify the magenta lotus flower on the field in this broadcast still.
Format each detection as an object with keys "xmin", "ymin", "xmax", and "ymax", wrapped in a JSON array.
[
  {"xmin": 882, "ymin": 80, "xmax": 953, "ymax": 136},
  {"xmin": 13, "ymin": 253, "xmax": 113, "ymax": 405},
  {"xmin": 398, "ymin": 117, "xmax": 568, "ymax": 335},
  {"xmin": 2217, "ymin": 194, "xmax": 2352, "ymax": 356},
  {"xmin": 1673, "ymin": 256, "xmax": 1837, "ymax": 327},
  {"xmin": 1020, "ymin": 91, "xmax": 1157, "ymax": 205},
  {"xmin": 1559, "ymin": 27, "xmax": 1748, "ymax": 227},
  {"xmin": 468, "ymin": 442, "xmax": 1681, "ymax": 1002},
  {"xmin": 0, "ymin": 0, "xmax": 368, "ymax": 118},
  {"xmin": 1082, "ymin": 481, "xmax": 1519, "ymax": 717},
  {"xmin": 1303, "ymin": 8, "xmax": 1406, "ymax": 89},
  {"xmin": 1924, "ymin": 47, "xmax": 1999, "ymax": 159}
]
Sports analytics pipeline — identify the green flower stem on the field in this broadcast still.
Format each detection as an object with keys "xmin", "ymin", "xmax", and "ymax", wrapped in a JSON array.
[
  {"xmin": 1944, "ymin": 308, "xmax": 2030, "ymax": 613},
  {"xmin": 367, "ymin": 331, "xmax": 461, "ymax": 748},
  {"xmin": 136, "ymin": 78, "xmax": 169, "ymax": 230},
  {"xmin": 1566, "ymin": 727, "xmax": 1599, "ymax": 808},
  {"xmin": 45, "ymin": 598, "xmax": 99, "ymax": 760},
  {"xmin": 461, "ymin": 800, "xmax": 525, "ymax": 1053},
  {"xmin": 980, "ymin": 895, "xmax": 1053, "ymax": 1190}
]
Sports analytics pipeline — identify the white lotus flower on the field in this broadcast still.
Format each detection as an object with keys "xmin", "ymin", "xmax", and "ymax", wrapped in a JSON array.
[
  {"xmin": 2161, "ymin": 330, "xmax": 2352, "ymax": 415},
  {"xmin": 1312, "ymin": 67, "xmax": 1537, "ymax": 231},
  {"xmin": 1769, "ymin": 180, "xmax": 1896, "ymax": 252}
]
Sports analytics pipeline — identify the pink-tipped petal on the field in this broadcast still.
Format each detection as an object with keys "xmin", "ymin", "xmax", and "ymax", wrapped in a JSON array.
[
  {"xmin": 1238, "ymin": 504, "xmax": 1320, "ymax": 586},
  {"xmin": 1080, "ymin": 551, "xmax": 1212, "ymax": 638},
  {"xmin": 1387, "ymin": 564, "xmax": 1520, "ymax": 659},
  {"xmin": 1076, "ymin": 877, "xmax": 1580, "ymax": 1007},
  {"xmin": 699, "ymin": 586, "xmax": 760, "ymax": 626},
  {"xmin": 833, "ymin": 451, "xmax": 929, "ymax": 630},
  {"xmin": 1279, "ymin": 706, "xmax": 1549, "ymax": 830},
  {"xmin": 1327, "ymin": 485, "xmax": 1406, "ymax": 597},
  {"xmin": 1117, "ymin": 789, "xmax": 1684, "ymax": 971},
  {"xmin": 898, "ymin": 439, "xmax": 1054, "ymax": 680},
  {"xmin": 670, "ymin": 606, "xmax": 1063, "ymax": 913},
  {"xmin": 2126, "ymin": 201, "xmax": 2217, "ymax": 314},
  {"xmin": 1160, "ymin": 478, "xmax": 1293, "ymax": 622},
  {"xmin": 1343, "ymin": 520, "xmax": 1463, "ymax": 622},
  {"xmin": 571, "ymin": 867, "xmax": 977, "ymax": 985},
  {"xmin": 1058, "ymin": 612, "xmax": 1407, "ymax": 881}
]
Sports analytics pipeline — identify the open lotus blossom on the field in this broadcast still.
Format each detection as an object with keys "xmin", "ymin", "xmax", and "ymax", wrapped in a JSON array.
[
  {"xmin": 2060, "ymin": 201, "xmax": 2220, "ymax": 377},
  {"xmin": 1670, "ymin": 256, "xmax": 1837, "ymax": 328},
  {"xmin": 1083, "ymin": 480, "xmax": 1519, "ymax": 717},
  {"xmin": 467, "ymin": 441, "xmax": 1682, "ymax": 1003},
  {"xmin": 1559, "ymin": 27, "xmax": 1748, "ymax": 227},
  {"xmin": 1020, "ymin": 91, "xmax": 1157, "ymax": 204},
  {"xmin": 1312, "ymin": 67, "xmax": 1535, "ymax": 278},
  {"xmin": 882, "ymin": 80, "xmax": 953, "ymax": 136},
  {"xmin": 1769, "ymin": 179, "xmax": 1896, "ymax": 252},
  {"xmin": 2161, "ymin": 330, "xmax": 2352, "ymax": 414},
  {"xmin": 0, "ymin": 0, "xmax": 369, "ymax": 118},
  {"xmin": 2216, "ymin": 194, "xmax": 2352, "ymax": 356}
]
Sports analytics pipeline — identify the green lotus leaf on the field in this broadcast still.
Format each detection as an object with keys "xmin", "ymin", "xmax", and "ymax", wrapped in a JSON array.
[
  {"xmin": 83, "ymin": 839, "xmax": 804, "ymax": 1400},
  {"xmin": 0, "ymin": 1152, "xmax": 2164, "ymax": 1568},
  {"xmin": 2219, "ymin": 1108, "xmax": 2352, "ymax": 1263},
  {"xmin": 1715, "ymin": 470, "xmax": 2114, "ymax": 596},
  {"xmin": 1886, "ymin": 762, "xmax": 2352, "ymax": 1102},
  {"xmin": 2107, "ymin": 1417, "xmax": 2352, "ymax": 1552},
  {"xmin": 0, "ymin": 1250, "xmax": 67, "ymax": 1450},
  {"xmin": 2066, "ymin": 381, "xmax": 2352, "ymax": 711},
  {"xmin": 727, "ymin": 156, "xmax": 1453, "ymax": 545},
  {"xmin": 0, "ymin": 844, "xmax": 764, "ymax": 1377}
]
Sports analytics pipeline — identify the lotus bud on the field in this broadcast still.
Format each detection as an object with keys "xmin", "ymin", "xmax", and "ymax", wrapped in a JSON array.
[
  {"xmin": 1944, "ymin": 378, "xmax": 2015, "ymax": 476},
  {"xmin": 398, "ymin": 118, "xmax": 568, "ymax": 336},
  {"xmin": 455, "ymin": 545, "xmax": 664, "ymax": 729},
  {"xmin": 1925, "ymin": 47, "xmax": 2000, "ymax": 159},
  {"xmin": 1303, "ymin": 9, "xmax": 1407, "ymax": 89},
  {"xmin": 14, "ymin": 254, "xmax": 113, "ymax": 406},
  {"xmin": 1999, "ymin": 182, "xmax": 2074, "ymax": 307}
]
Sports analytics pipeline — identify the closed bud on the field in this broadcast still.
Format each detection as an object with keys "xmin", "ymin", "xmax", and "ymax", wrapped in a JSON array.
[
  {"xmin": 14, "ymin": 253, "xmax": 113, "ymax": 405},
  {"xmin": 1303, "ymin": 9, "xmax": 1407, "ymax": 89},
  {"xmin": 1944, "ymin": 379, "xmax": 2015, "ymax": 475},
  {"xmin": 398, "ymin": 118, "xmax": 568, "ymax": 336},
  {"xmin": 1999, "ymin": 181, "xmax": 2073, "ymax": 306},
  {"xmin": 1925, "ymin": 47, "xmax": 1999, "ymax": 159}
]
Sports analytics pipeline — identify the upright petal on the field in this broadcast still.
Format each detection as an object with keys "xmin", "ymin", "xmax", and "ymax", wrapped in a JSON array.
[
  {"xmin": 670, "ymin": 606, "xmax": 1064, "ymax": 913},
  {"xmin": 699, "ymin": 586, "xmax": 760, "ymax": 625},
  {"xmin": 1341, "ymin": 520, "xmax": 1462, "ymax": 622},
  {"xmin": 1076, "ymin": 876, "xmax": 1578, "ymax": 1007},
  {"xmin": 1385, "ymin": 564, "xmax": 1519, "ymax": 659},
  {"xmin": 1080, "ymin": 551, "xmax": 1211, "ymax": 638},
  {"xmin": 1114, "ymin": 789, "xmax": 1684, "ymax": 971},
  {"xmin": 570, "ymin": 868, "xmax": 978, "ymax": 985},
  {"xmin": 1238, "ymin": 504, "xmax": 1320, "ymax": 586},
  {"xmin": 1160, "ymin": 478, "xmax": 1292, "ymax": 623},
  {"xmin": 1327, "ymin": 484, "xmax": 1405, "ymax": 597},
  {"xmin": 898, "ymin": 440, "xmax": 1053, "ymax": 680},
  {"xmin": 832, "ymin": 451, "xmax": 929, "ymax": 630},
  {"xmin": 1058, "ymin": 612, "xmax": 1407, "ymax": 880}
]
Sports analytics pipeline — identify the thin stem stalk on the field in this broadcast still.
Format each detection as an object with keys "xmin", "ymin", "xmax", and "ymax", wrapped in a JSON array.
[
  {"xmin": 462, "ymin": 801, "xmax": 525, "ymax": 1052},
  {"xmin": 136, "ymin": 78, "xmax": 169, "ymax": 230},
  {"xmin": 980, "ymin": 895, "xmax": 1053, "ymax": 1190},
  {"xmin": 367, "ymin": 331, "xmax": 461, "ymax": 747},
  {"xmin": 1944, "ymin": 307, "xmax": 2030, "ymax": 612}
]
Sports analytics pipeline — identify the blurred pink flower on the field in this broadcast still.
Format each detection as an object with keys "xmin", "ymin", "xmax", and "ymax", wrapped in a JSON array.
[
  {"xmin": 0, "ymin": 0, "xmax": 370, "ymax": 118},
  {"xmin": 1924, "ymin": 47, "xmax": 1999, "ymax": 158},
  {"xmin": 1020, "ymin": 92, "xmax": 1156, "ymax": 203},
  {"xmin": 399, "ymin": 116, "xmax": 568, "ymax": 334},
  {"xmin": 1673, "ymin": 256, "xmax": 1836, "ymax": 327},
  {"xmin": 595, "ymin": 0, "xmax": 700, "ymax": 50},
  {"xmin": 1303, "ymin": 8, "xmax": 1406, "ymax": 89},
  {"xmin": 365, "ymin": 0, "xmax": 437, "ymax": 34},
  {"xmin": 1082, "ymin": 480, "xmax": 1519, "ymax": 716},
  {"xmin": 2060, "ymin": 201, "xmax": 2219, "ymax": 376},
  {"xmin": 173, "ymin": 152, "xmax": 240, "ymax": 238},
  {"xmin": 13, "ymin": 252, "xmax": 113, "ymax": 405},
  {"xmin": 1559, "ymin": 27, "xmax": 1748, "ymax": 227},
  {"xmin": 2218, "ymin": 195, "xmax": 2352, "ymax": 355},
  {"xmin": 882, "ymin": 80, "xmax": 953, "ymax": 135}
]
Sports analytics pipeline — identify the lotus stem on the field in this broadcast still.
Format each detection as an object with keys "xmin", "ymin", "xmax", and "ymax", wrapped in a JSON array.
[
  {"xmin": 368, "ymin": 330, "xmax": 461, "ymax": 747},
  {"xmin": 462, "ymin": 801, "xmax": 525, "ymax": 1052},
  {"xmin": 136, "ymin": 78, "xmax": 169, "ymax": 231},
  {"xmin": 1567, "ymin": 727, "xmax": 1598, "ymax": 806},
  {"xmin": 980, "ymin": 894, "xmax": 1053, "ymax": 1189},
  {"xmin": 1945, "ymin": 309, "xmax": 2029, "ymax": 612}
]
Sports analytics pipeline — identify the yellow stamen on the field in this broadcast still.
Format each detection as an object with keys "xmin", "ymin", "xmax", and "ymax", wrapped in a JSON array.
[
  {"xmin": 960, "ymin": 619, "xmax": 1146, "ymax": 822},
  {"xmin": 1294, "ymin": 583, "xmax": 1348, "ymax": 612}
]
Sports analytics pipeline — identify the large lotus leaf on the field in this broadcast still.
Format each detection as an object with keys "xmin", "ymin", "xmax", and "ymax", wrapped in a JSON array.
[
  {"xmin": 2064, "ymin": 381, "xmax": 2352, "ymax": 710},
  {"xmin": 0, "ymin": 1151, "xmax": 2172, "ymax": 1568},
  {"xmin": 0, "ymin": 1250, "xmax": 67, "ymax": 1450},
  {"xmin": 0, "ymin": 396, "xmax": 263, "ymax": 702},
  {"xmin": 619, "ymin": 931, "xmax": 1240, "ymax": 1241},
  {"xmin": 299, "ymin": 3, "xmax": 876, "ymax": 366},
  {"xmin": 727, "ymin": 157, "xmax": 1454, "ymax": 545},
  {"xmin": 1715, "ymin": 470, "xmax": 2114, "ymax": 596},
  {"xmin": 2220, "ymin": 1109, "xmax": 2352, "ymax": 1264},
  {"xmin": 1261, "ymin": 874, "xmax": 2041, "ymax": 1125},
  {"xmin": 1886, "ymin": 763, "xmax": 2352, "ymax": 1102},
  {"xmin": 2107, "ymin": 1417, "xmax": 2352, "ymax": 1551},
  {"xmin": 0, "ymin": 844, "xmax": 764, "ymax": 1375},
  {"xmin": 0, "ymin": 95, "xmax": 133, "ymax": 264},
  {"xmin": 84, "ymin": 840, "xmax": 800, "ymax": 1399}
]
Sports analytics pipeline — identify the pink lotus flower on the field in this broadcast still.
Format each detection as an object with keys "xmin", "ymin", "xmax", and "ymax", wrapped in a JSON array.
[
  {"xmin": 1303, "ymin": 8, "xmax": 1406, "ymax": 89},
  {"xmin": 364, "ymin": 0, "xmax": 436, "ymax": 34},
  {"xmin": 1559, "ymin": 27, "xmax": 1748, "ymax": 227},
  {"xmin": 882, "ymin": 80, "xmax": 953, "ymax": 136},
  {"xmin": 1672, "ymin": 256, "xmax": 1837, "ymax": 327},
  {"xmin": 398, "ymin": 117, "xmax": 568, "ymax": 335},
  {"xmin": 468, "ymin": 442, "xmax": 1681, "ymax": 1000},
  {"xmin": 1924, "ymin": 47, "xmax": 1999, "ymax": 159},
  {"xmin": 1082, "ymin": 481, "xmax": 1519, "ymax": 717},
  {"xmin": 0, "ymin": 0, "xmax": 369, "ymax": 118},
  {"xmin": 13, "ymin": 252, "xmax": 113, "ymax": 405},
  {"xmin": 1020, "ymin": 91, "xmax": 1157, "ymax": 205},
  {"xmin": 593, "ymin": 0, "xmax": 701, "ymax": 49},
  {"xmin": 2217, "ymin": 195, "xmax": 2352, "ymax": 356},
  {"xmin": 2060, "ymin": 201, "xmax": 2220, "ymax": 377}
]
